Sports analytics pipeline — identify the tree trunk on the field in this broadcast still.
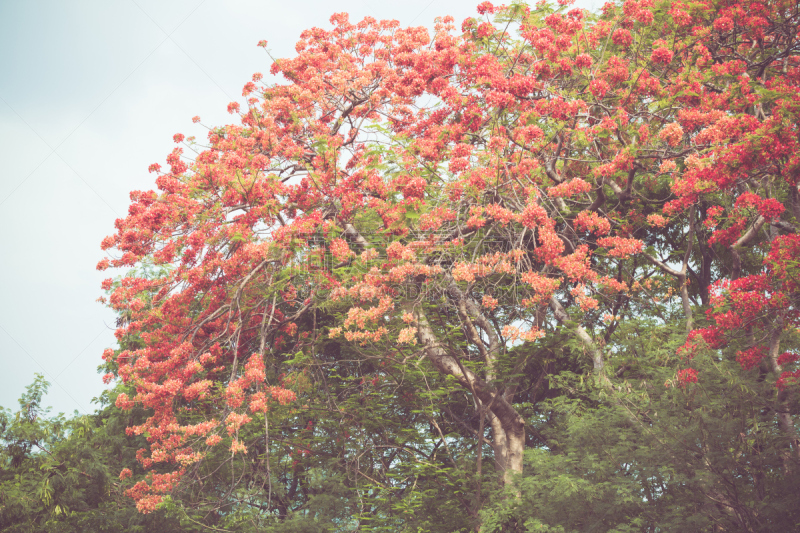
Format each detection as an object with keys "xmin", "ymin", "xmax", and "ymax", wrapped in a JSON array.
[{"xmin": 413, "ymin": 306, "xmax": 526, "ymax": 487}]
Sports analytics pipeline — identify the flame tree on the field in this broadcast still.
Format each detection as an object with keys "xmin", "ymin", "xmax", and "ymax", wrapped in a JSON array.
[{"xmin": 98, "ymin": 0, "xmax": 800, "ymax": 527}]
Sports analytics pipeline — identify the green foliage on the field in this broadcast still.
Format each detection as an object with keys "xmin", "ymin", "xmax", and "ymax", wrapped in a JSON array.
[
  {"xmin": 6, "ymin": 318, "xmax": 800, "ymax": 532},
  {"xmin": 480, "ymin": 332, "xmax": 800, "ymax": 533},
  {"xmin": 0, "ymin": 377, "xmax": 198, "ymax": 532}
]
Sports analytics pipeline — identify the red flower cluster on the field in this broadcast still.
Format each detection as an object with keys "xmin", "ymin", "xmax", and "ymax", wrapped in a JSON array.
[{"xmin": 676, "ymin": 368, "xmax": 698, "ymax": 387}]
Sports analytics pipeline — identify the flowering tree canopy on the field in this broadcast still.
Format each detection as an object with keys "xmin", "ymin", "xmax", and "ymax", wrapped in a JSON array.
[{"xmin": 98, "ymin": 0, "xmax": 800, "ymax": 521}]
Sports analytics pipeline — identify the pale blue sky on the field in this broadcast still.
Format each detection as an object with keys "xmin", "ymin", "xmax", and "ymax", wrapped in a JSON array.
[{"xmin": 0, "ymin": 0, "xmax": 598, "ymax": 415}]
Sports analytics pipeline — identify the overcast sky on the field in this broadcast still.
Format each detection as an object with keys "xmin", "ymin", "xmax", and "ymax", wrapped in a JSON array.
[{"xmin": 0, "ymin": 0, "xmax": 598, "ymax": 415}]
